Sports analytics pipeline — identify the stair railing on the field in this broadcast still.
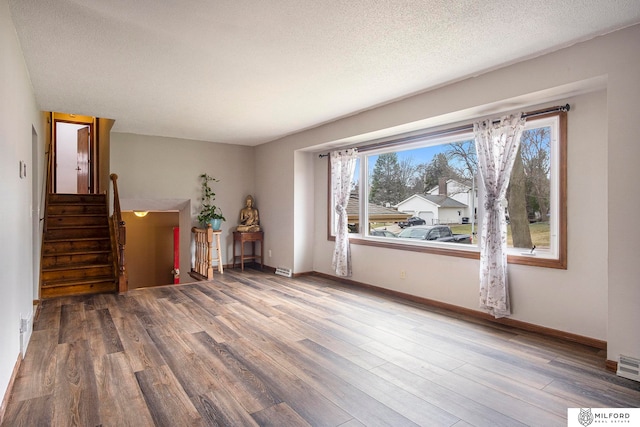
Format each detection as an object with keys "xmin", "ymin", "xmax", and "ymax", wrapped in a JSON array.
[
  {"xmin": 191, "ymin": 225, "xmax": 214, "ymax": 280},
  {"xmin": 36, "ymin": 117, "xmax": 54, "ymax": 301},
  {"xmin": 42, "ymin": 125, "xmax": 54, "ymax": 234},
  {"xmin": 110, "ymin": 174, "xmax": 127, "ymax": 292}
]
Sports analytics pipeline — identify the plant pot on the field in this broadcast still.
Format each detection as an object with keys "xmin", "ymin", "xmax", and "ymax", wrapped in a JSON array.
[{"xmin": 207, "ymin": 218, "xmax": 222, "ymax": 230}]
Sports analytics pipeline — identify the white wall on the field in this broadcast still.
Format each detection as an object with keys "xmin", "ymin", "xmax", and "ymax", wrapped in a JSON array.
[
  {"xmin": 438, "ymin": 207, "xmax": 463, "ymax": 225},
  {"xmin": 0, "ymin": 0, "xmax": 42, "ymax": 404},
  {"xmin": 396, "ymin": 197, "xmax": 438, "ymax": 221},
  {"xmin": 110, "ymin": 133, "xmax": 256, "ymax": 279},
  {"xmin": 256, "ymin": 25, "xmax": 640, "ymax": 362}
]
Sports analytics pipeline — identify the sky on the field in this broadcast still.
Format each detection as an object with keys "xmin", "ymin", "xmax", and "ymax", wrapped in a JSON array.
[
  {"xmin": 354, "ymin": 141, "xmax": 473, "ymax": 187},
  {"xmin": 350, "ymin": 119, "xmax": 553, "ymax": 189}
]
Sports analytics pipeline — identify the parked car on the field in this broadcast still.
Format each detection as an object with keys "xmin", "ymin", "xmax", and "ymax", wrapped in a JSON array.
[
  {"xmin": 397, "ymin": 225, "xmax": 471, "ymax": 243},
  {"xmin": 398, "ymin": 216, "xmax": 426, "ymax": 228},
  {"xmin": 370, "ymin": 229, "xmax": 397, "ymax": 238}
]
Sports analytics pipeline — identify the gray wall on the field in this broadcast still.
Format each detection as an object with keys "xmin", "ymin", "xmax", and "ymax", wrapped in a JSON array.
[{"xmin": 110, "ymin": 132, "xmax": 256, "ymax": 279}]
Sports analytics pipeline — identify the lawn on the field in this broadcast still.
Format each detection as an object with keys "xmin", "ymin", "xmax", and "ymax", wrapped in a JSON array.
[
  {"xmin": 369, "ymin": 221, "xmax": 550, "ymax": 248},
  {"xmin": 450, "ymin": 222, "xmax": 550, "ymax": 248}
]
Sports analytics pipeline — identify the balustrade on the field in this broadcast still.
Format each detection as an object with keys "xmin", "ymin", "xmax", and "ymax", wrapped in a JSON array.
[{"xmin": 191, "ymin": 224, "xmax": 223, "ymax": 280}]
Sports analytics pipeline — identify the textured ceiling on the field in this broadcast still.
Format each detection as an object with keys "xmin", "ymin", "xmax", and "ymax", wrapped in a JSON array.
[{"xmin": 8, "ymin": 1, "xmax": 640, "ymax": 146}]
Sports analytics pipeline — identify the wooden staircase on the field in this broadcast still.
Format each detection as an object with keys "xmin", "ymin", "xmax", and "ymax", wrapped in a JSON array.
[{"xmin": 41, "ymin": 193, "xmax": 117, "ymax": 298}]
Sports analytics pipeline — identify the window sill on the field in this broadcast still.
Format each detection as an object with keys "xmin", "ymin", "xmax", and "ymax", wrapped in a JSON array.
[{"xmin": 339, "ymin": 236, "xmax": 567, "ymax": 269}]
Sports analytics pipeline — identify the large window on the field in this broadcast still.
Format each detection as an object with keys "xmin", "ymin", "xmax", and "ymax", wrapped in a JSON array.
[{"xmin": 330, "ymin": 111, "xmax": 567, "ymax": 268}]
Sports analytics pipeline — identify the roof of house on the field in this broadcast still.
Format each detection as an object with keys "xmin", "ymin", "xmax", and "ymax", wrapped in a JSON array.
[
  {"xmin": 346, "ymin": 194, "xmax": 411, "ymax": 223},
  {"xmin": 421, "ymin": 194, "xmax": 468, "ymax": 208},
  {"xmin": 396, "ymin": 193, "xmax": 468, "ymax": 209},
  {"xmin": 426, "ymin": 178, "xmax": 472, "ymax": 195}
]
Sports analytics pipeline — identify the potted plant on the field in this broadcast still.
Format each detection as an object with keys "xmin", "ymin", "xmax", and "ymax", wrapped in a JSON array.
[{"xmin": 197, "ymin": 173, "xmax": 226, "ymax": 230}]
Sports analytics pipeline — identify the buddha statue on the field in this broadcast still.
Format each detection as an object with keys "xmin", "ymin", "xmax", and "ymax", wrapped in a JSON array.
[{"xmin": 236, "ymin": 195, "xmax": 261, "ymax": 232}]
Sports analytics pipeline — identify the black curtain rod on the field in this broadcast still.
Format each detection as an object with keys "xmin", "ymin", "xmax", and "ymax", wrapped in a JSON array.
[
  {"xmin": 318, "ymin": 150, "xmax": 350, "ymax": 158},
  {"xmin": 319, "ymin": 103, "xmax": 570, "ymax": 158}
]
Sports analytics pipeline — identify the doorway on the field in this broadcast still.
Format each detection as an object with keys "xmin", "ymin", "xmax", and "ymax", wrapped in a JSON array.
[
  {"xmin": 53, "ymin": 114, "xmax": 95, "ymax": 194},
  {"xmin": 122, "ymin": 211, "xmax": 180, "ymax": 289}
]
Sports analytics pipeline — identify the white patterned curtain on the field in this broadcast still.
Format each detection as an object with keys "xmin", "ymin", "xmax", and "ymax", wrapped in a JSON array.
[
  {"xmin": 474, "ymin": 114, "xmax": 525, "ymax": 318},
  {"xmin": 331, "ymin": 148, "xmax": 358, "ymax": 277}
]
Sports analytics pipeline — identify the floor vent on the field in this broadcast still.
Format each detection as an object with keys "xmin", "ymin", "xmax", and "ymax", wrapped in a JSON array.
[
  {"xmin": 617, "ymin": 354, "xmax": 640, "ymax": 382},
  {"xmin": 275, "ymin": 267, "xmax": 292, "ymax": 278}
]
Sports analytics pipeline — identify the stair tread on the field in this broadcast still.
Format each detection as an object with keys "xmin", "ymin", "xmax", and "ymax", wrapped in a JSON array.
[
  {"xmin": 49, "ymin": 195, "xmax": 105, "ymax": 201},
  {"xmin": 42, "ymin": 263, "xmax": 112, "ymax": 271},
  {"xmin": 48, "ymin": 203, "xmax": 106, "ymax": 207},
  {"xmin": 42, "ymin": 252, "xmax": 110, "ymax": 256},
  {"xmin": 42, "ymin": 276, "xmax": 115, "ymax": 288},
  {"xmin": 44, "ymin": 237, "xmax": 110, "ymax": 242},
  {"xmin": 43, "ymin": 250, "xmax": 111, "ymax": 256},
  {"xmin": 48, "ymin": 213, "xmax": 106, "ymax": 217},
  {"xmin": 46, "ymin": 224, "xmax": 108, "ymax": 229}
]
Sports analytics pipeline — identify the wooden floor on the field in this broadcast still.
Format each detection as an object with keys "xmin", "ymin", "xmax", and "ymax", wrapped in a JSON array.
[{"xmin": 3, "ymin": 269, "xmax": 639, "ymax": 426}]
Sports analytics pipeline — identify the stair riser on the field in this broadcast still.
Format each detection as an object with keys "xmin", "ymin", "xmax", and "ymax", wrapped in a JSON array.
[
  {"xmin": 43, "ymin": 239, "xmax": 111, "ymax": 254},
  {"xmin": 41, "ymin": 281, "xmax": 116, "ymax": 299},
  {"xmin": 49, "ymin": 194, "xmax": 106, "ymax": 204},
  {"xmin": 42, "ymin": 253, "xmax": 112, "ymax": 268},
  {"xmin": 47, "ymin": 205, "xmax": 107, "ymax": 215},
  {"xmin": 42, "ymin": 266, "xmax": 113, "ymax": 282},
  {"xmin": 47, "ymin": 216, "xmax": 108, "ymax": 227},
  {"xmin": 45, "ymin": 227, "xmax": 110, "ymax": 240}
]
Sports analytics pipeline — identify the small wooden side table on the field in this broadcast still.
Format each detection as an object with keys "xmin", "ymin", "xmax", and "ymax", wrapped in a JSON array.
[{"xmin": 232, "ymin": 231, "xmax": 264, "ymax": 271}]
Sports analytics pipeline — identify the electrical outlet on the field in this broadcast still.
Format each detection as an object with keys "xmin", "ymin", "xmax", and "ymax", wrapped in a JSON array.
[
  {"xmin": 400, "ymin": 270, "xmax": 406, "ymax": 279},
  {"xmin": 19, "ymin": 314, "xmax": 30, "ymax": 334},
  {"xmin": 269, "ymin": 249, "xmax": 272, "ymax": 258}
]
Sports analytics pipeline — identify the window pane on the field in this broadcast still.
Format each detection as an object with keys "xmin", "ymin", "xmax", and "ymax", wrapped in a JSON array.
[
  {"xmin": 364, "ymin": 138, "xmax": 477, "ymax": 245},
  {"xmin": 346, "ymin": 158, "xmax": 360, "ymax": 233},
  {"xmin": 506, "ymin": 121, "xmax": 555, "ymax": 257}
]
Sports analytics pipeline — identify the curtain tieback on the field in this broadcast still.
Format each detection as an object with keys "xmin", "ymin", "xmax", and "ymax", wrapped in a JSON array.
[{"xmin": 484, "ymin": 196, "xmax": 501, "ymax": 211}]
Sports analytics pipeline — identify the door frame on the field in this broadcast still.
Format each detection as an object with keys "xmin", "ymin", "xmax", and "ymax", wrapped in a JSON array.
[
  {"xmin": 51, "ymin": 112, "xmax": 96, "ymax": 194},
  {"xmin": 173, "ymin": 227, "xmax": 180, "ymax": 284}
]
